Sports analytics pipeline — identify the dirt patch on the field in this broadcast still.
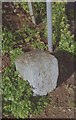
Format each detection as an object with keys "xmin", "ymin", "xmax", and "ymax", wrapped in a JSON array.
[
  {"xmin": 32, "ymin": 51, "xmax": 75, "ymax": 119},
  {"xmin": 32, "ymin": 82, "xmax": 75, "ymax": 118}
]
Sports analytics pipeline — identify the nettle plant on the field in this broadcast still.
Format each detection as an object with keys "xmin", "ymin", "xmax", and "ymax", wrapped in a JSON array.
[{"xmin": 2, "ymin": 2, "xmax": 75, "ymax": 118}]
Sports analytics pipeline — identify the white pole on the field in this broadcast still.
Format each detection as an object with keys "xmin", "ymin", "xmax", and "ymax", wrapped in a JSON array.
[
  {"xmin": 28, "ymin": 2, "xmax": 36, "ymax": 25},
  {"xmin": 46, "ymin": 1, "xmax": 53, "ymax": 52}
]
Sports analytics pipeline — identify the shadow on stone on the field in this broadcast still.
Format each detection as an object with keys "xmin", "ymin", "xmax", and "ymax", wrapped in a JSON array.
[{"xmin": 54, "ymin": 50, "xmax": 74, "ymax": 87}]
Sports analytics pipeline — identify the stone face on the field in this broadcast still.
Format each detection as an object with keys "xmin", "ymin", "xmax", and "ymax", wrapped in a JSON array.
[{"xmin": 15, "ymin": 49, "xmax": 59, "ymax": 96}]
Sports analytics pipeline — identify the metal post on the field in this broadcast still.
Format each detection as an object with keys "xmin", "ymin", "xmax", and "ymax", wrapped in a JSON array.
[
  {"xmin": 46, "ymin": 1, "xmax": 53, "ymax": 52},
  {"xmin": 28, "ymin": 2, "xmax": 36, "ymax": 25}
]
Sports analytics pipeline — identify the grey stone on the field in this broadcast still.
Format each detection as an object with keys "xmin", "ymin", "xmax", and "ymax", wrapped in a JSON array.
[{"xmin": 15, "ymin": 49, "xmax": 59, "ymax": 96}]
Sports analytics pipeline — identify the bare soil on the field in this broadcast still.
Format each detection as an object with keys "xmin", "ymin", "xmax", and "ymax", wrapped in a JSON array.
[{"xmin": 31, "ymin": 50, "xmax": 75, "ymax": 119}]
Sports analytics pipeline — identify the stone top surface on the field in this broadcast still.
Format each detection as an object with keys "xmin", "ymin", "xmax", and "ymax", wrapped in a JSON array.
[{"xmin": 15, "ymin": 49, "xmax": 55, "ymax": 64}]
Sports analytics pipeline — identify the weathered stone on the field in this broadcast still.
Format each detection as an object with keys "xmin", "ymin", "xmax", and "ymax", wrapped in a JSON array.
[{"xmin": 15, "ymin": 49, "xmax": 59, "ymax": 96}]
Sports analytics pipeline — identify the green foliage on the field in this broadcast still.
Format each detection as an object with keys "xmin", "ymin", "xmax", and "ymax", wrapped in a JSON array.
[
  {"xmin": 10, "ymin": 48, "xmax": 23, "ymax": 62},
  {"xmin": 3, "ymin": 64, "xmax": 49, "ymax": 118},
  {"xmin": 2, "ymin": 2, "xmax": 75, "ymax": 118},
  {"xmin": 3, "ymin": 64, "xmax": 32, "ymax": 118},
  {"xmin": 22, "ymin": 2, "xmax": 75, "ymax": 53},
  {"xmin": 20, "ymin": 2, "xmax": 29, "ymax": 12},
  {"xmin": 32, "ymin": 2, "xmax": 46, "ymax": 24},
  {"xmin": 52, "ymin": 2, "xmax": 74, "ymax": 53},
  {"xmin": 2, "ymin": 27, "xmax": 49, "ymax": 118},
  {"xmin": 2, "ymin": 28, "xmax": 13, "ymax": 53}
]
